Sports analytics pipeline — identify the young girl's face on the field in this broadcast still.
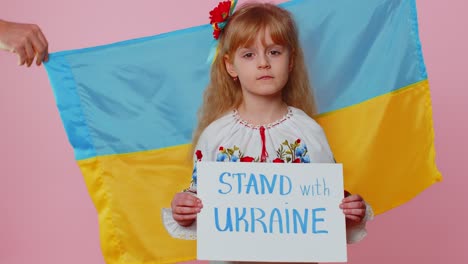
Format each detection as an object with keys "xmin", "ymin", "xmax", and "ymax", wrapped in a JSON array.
[{"xmin": 224, "ymin": 29, "xmax": 291, "ymax": 101}]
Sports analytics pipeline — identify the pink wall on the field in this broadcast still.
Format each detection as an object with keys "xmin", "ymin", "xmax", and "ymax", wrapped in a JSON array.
[{"xmin": 0, "ymin": 0, "xmax": 466, "ymax": 263}]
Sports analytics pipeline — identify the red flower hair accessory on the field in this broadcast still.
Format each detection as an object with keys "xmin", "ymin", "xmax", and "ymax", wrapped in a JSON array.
[{"xmin": 209, "ymin": 0, "xmax": 238, "ymax": 39}]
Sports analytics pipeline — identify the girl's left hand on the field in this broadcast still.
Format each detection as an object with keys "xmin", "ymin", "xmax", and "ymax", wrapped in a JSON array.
[{"xmin": 339, "ymin": 194, "xmax": 366, "ymax": 223}]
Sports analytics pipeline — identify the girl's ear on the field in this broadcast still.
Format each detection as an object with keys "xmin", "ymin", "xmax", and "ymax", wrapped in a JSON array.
[{"xmin": 224, "ymin": 54, "xmax": 238, "ymax": 78}]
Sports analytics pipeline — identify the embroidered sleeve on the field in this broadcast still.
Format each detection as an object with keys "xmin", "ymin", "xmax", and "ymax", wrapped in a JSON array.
[
  {"xmin": 161, "ymin": 133, "xmax": 210, "ymax": 240},
  {"xmin": 161, "ymin": 150, "xmax": 202, "ymax": 240},
  {"xmin": 184, "ymin": 150, "xmax": 203, "ymax": 194},
  {"xmin": 346, "ymin": 201, "xmax": 374, "ymax": 244},
  {"xmin": 295, "ymin": 113, "xmax": 335, "ymax": 163},
  {"xmin": 182, "ymin": 123, "xmax": 214, "ymax": 192},
  {"xmin": 161, "ymin": 207, "xmax": 197, "ymax": 240}
]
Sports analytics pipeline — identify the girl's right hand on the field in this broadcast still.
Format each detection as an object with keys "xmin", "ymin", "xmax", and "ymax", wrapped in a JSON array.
[{"xmin": 171, "ymin": 192, "xmax": 203, "ymax": 227}]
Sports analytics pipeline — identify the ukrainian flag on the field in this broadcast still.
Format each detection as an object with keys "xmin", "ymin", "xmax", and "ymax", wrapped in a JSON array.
[{"xmin": 45, "ymin": 0, "xmax": 441, "ymax": 263}]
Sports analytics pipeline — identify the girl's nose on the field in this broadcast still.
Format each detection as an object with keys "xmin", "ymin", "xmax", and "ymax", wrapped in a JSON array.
[{"xmin": 257, "ymin": 54, "xmax": 271, "ymax": 69}]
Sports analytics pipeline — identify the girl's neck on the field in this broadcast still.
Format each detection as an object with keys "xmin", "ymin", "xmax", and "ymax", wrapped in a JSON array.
[{"xmin": 237, "ymin": 97, "xmax": 288, "ymax": 126}]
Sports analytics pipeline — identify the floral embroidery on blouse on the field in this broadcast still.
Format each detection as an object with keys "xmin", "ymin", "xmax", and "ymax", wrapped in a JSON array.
[
  {"xmin": 189, "ymin": 138, "xmax": 311, "ymax": 190},
  {"xmin": 216, "ymin": 146, "xmax": 258, "ymax": 162},
  {"xmin": 274, "ymin": 139, "xmax": 311, "ymax": 163},
  {"xmin": 186, "ymin": 150, "xmax": 203, "ymax": 192}
]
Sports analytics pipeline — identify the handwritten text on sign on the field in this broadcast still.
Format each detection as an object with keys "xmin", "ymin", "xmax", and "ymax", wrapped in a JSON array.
[{"xmin": 197, "ymin": 162, "xmax": 347, "ymax": 263}]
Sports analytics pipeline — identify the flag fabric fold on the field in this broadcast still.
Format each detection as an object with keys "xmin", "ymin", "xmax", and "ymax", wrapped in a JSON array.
[{"xmin": 45, "ymin": 0, "xmax": 441, "ymax": 262}]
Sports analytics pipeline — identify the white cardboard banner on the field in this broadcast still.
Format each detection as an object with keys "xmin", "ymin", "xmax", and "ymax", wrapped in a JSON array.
[{"xmin": 197, "ymin": 162, "xmax": 347, "ymax": 263}]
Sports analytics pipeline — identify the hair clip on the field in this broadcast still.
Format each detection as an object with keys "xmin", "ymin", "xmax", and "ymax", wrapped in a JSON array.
[{"xmin": 209, "ymin": 0, "xmax": 238, "ymax": 40}]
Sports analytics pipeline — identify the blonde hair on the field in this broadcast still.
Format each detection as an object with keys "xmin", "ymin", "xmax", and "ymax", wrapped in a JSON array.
[{"xmin": 192, "ymin": 2, "xmax": 317, "ymax": 151}]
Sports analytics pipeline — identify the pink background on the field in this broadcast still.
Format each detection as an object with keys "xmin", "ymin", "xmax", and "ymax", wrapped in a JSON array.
[{"xmin": 0, "ymin": 0, "xmax": 466, "ymax": 263}]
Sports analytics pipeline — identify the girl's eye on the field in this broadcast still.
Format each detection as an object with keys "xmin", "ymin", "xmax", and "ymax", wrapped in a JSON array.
[
  {"xmin": 270, "ymin": 50, "xmax": 281, "ymax": 56},
  {"xmin": 243, "ymin": 53, "xmax": 254, "ymax": 58}
]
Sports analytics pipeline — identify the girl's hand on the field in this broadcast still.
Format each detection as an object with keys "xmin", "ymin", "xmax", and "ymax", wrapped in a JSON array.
[
  {"xmin": 171, "ymin": 192, "xmax": 203, "ymax": 227},
  {"xmin": 339, "ymin": 193, "xmax": 366, "ymax": 223}
]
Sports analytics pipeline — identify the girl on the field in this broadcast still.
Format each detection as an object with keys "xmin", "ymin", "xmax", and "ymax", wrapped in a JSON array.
[{"xmin": 163, "ymin": 1, "xmax": 372, "ymax": 262}]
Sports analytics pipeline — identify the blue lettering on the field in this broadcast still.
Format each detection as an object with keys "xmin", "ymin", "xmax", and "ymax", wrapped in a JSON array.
[
  {"xmin": 218, "ymin": 172, "xmax": 232, "ymax": 194},
  {"xmin": 299, "ymin": 178, "xmax": 330, "ymax": 196},
  {"xmin": 312, "ymin": 208, "xmax": 328, "ymax": 234},
  {"xmin": 300, "ymin": 185, "xmax": 312, "ymax": 196},
  {"xmin": 269, "ymin": 208, "xmax": 283, "ymax": 233},
  {"xmin": 315, "ymin": 178, "xmax": 322, "ymax": 196},
  {"xmin": 293, "ymin": 209, "xmax": 308, "ymax": 234},
  {"xmin": 246, "ymin": 173, "xmax": 259, "ymax": 194},
  {"xmin": 280, "ymin": 175, "xmax": 292, "ymax": 195},
  {"xmin": 322, "ymin": 178, "xmax": 330, "ymax": 196},
  {"xmin": 250, "ymin": 208, "xmax": 267, "ymax": 233},
  {"xmin": 232, "ymin": 173, "xmax": 246, "ymax": 194},
  {"xmin": 214, "ymin": 207, "xmax": 233, "ymax": 232},
  {"xmin": 260, "ymin": 174, "xmax": 277, "ymax": 194},
  {"xmin": 235, "ymin": 207, "xmax": 249, "ymax": 232},
  {"xmin": 213, "ymin": 207, "xmax": 329, "ymax": 235}
]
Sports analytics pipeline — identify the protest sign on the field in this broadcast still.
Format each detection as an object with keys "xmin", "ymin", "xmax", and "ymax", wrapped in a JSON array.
[{"xmin": 197, "ymin": 162, "xmax": 346, "ymax": 262}]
